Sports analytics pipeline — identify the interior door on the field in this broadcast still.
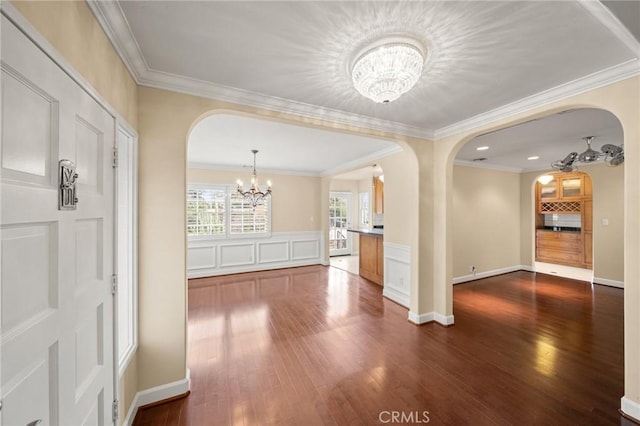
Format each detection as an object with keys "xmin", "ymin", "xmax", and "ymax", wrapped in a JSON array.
[
  {"xmin": 329, "ymin": 192, "xmax": 352, "ymax": 256},
  {"xmin": 1, "ymin": 15, "xmax": 115, "ymax": 426}
]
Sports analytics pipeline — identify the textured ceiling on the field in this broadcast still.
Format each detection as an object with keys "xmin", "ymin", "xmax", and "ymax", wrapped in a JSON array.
[{"xmin": 89, "ymin": 1, "xmax": 639, "ymax": 173}]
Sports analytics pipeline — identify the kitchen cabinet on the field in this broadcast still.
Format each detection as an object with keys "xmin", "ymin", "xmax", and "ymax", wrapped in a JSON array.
[
  {"xmin": 536, "ymin": 230, "xmax": 584, "ymax": 267},
  {"xmin": 535, "ymin": 171, "xmax": 592, "ymax": 268},
  {"xmin": 373, "ymin": 176, "xmax": 384, "ymax": 214},
  {"xmin": 359, "ymin": 232, "xmax": 383, "ymax": 285}
]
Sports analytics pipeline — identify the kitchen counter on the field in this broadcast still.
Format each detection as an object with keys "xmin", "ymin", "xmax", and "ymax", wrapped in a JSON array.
[
  {"xmin": 347, "ymin": 228, "xmax": 383, "ymax": 236},
  {"xmin": 353, "ymin": 230, "xmax": 384, "ymax": 285},
  {"xmin": 537, "ymin": 227, "xmax": 581, "ymax": 233}
]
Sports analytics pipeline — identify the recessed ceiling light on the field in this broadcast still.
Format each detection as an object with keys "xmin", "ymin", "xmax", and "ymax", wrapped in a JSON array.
[
  {"xmin": 476, "ymin": 146, "xmax": 489, "ymax": 151},
  {"xmin": 528, "ymin": 156, "xmax": 539, "ymax": 160}
]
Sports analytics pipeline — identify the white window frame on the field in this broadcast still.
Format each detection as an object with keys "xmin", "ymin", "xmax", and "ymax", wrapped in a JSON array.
[
  {"xmin": 116, "ymin": 121, "xmax": 138, "ymax": 375},
  {"xmin": 187, "ymin": 183, "xmax": 272, "ymax": 240}
]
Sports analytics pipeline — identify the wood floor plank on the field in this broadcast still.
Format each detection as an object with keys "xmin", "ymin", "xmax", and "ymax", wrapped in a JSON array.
[{"xmin": 133, "ymin": 267, "xmax": 627, "ymax": 425}]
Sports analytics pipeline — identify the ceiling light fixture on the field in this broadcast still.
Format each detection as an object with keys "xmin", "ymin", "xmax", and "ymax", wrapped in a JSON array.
[
  {"xmin": 477, "ymin": 146, "xmax": 489, "ymax": 151},
  {"xmin": 236, "ymin": 149, "xmax": 271, "ymax": 208},
  {"xmin": 351, "ymin": 36, "xmax": 426, "ymax": 104},
  {"xmin": 528, "ymin": 156, "xmax": 539, "ymax": 160},
  {"xmin": 537, "ymin": 175, "xmax": 554, "ymax": 185},
  {"xmin": 551, "ymin": 136, "xmax": 624, "ymax": 172}
]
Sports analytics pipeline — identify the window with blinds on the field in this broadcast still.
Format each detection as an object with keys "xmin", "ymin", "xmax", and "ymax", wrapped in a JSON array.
[{"xmin": 187, "ymin": 185, "xmax": 271, "ymax": 237}]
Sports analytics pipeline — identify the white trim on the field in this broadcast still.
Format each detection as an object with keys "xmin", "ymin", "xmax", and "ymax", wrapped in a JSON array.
[
  {"xmin": 408, "ymin": 311, "xmax": 434, "ymax": 325},
  {"xmin": 188, "ymin": 231, "xmax": 324, "ymax": 278},
  {"xmin": 116, "ymin": 121, "xmax": 139, "ymax": 377},
  {"xmin": 321, "ymin": 145, "xmax": 403, "ymax": 177},
  {"xmin": 592, "ymin": 277, "xmax": 624, "ymax": 289},
  {"xmin": 382, "ymin": 242, "xmax": 411, "ymax": 308},
  {"xmin": 407, "ymin": 311, "xmax": 454, "ymax": 326},
  {"xmin": 453, "ymin": 265, "xmax": 531, "ymax": 284},
  {"xmin": 434, "ymin": 313, "xmax": 455, "ymax": 326},
  {"xmin": 578, "ymin": 1, "xmax": 640, "ymax": 56},
  {"xmin": 122, "ymin": 373, "xmax": 191, "ymax": 426},
  {"xmin": 621, "ymin": 397, "xmax": 640, "ymax": 424},
  {"xmin": 382, "ymin": 287, "xmax": 409, "ymax": 308},
  {"xmin": 188, "ymin": 162, "xmax": 319, "ymax": 177},
  {"xmin": 435, "ymin": 59, "xmax": 640, "ymax": 139}
]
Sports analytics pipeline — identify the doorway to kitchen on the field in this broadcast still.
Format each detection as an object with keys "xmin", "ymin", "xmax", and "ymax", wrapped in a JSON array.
[{"xmin": 329, "ymin": 192, "xmax": 352, "ymax": 256}]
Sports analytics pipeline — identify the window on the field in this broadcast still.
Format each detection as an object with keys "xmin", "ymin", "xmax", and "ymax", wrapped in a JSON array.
[
  {"xmin": 187, "ymin": 186, "xmax": 226, "ymax": 236},
  {"xmin": 187, "ymin": 184, "xmax": 271, "ymax": 237}
]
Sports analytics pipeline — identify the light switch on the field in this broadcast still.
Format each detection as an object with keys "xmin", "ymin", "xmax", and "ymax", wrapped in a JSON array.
[{"xmin": 602, "ymin": 218, "xmax": 609, "ymax": 226}]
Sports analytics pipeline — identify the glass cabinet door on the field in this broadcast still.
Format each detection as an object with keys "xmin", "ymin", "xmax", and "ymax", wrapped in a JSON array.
[
  {"xmin": 539, "ymin": 178, "xmax": 557, "ymax": 199},
  {"xmin": 561, "ymin": 177, "xmax": 582, "ymax": 198}
]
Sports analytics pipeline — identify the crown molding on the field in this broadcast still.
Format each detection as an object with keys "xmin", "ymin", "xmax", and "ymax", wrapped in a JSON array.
[
  {"xmin": 435, "ymin": 59, "xmax": 640, "ymax": 140},
  {"xmin": 320, "ymin": 145, "xmax": 403, "ymax": 177},
  {"xmin": 187, "ymin": 162, "xmax": 320, "ymax": 177},
  {"xmin": 454, "ymin": 159, "xmax": 522, "ymax": 174},
  {"xmin": 90, "ymin": 0, "xmax": 639, "ymax": 146},
  {"xmin": 188, "ymin": 145, "xmax": 402, "ymax": 177},
  {"xmin": 578, "ymin": 0, "xmax": 640, "ymax": 56}
]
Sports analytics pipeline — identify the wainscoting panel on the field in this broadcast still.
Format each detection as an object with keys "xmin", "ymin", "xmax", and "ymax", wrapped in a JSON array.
[
  {"xmin": 219, "ymin": 243, "xmax": 255, "ymax": 268},
  {"xmin": 382, "ymin": 242, "xmax": 410, "ymax": 308},
  {"xmin": 188, "ymin": 232, "xmax": 324, "ymax": 278},
  {"xmin": 257, "ymin": 241, "xmax": 289, "ymax": 264},
  {"xmin": 291, "ymin": 239, "xmax": 320, "ymax": 261},
  {"xmin": 187, "ymin": 245, "xmax": 216, "ymax": 270}
]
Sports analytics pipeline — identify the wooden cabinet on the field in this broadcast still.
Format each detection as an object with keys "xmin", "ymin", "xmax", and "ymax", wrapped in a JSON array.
[
  {"xmin": 535, "ymin": 171, "xmax": 592, "ymax": 269},
  {"xmin": 359, "ymin": 233, "xmax": 383, "ymax": 285},
  {"xmin": 373, "ymin": 176, "xmax": 384, "ymax": 214},
  {"xmin": 536, "ymin": 230, "xmax": 583, "ymax": 267}
]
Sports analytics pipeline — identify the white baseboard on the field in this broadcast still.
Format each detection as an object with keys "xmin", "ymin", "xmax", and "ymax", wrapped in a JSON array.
[
  {"xmin": 593, "ymin": 277, "xmax": 624, "ymax": 288},
  {"xmin": 123, "ymin": 373, "xmax": 191, "ymax": 426},
  {"xmin": 407, "ymin": 311, "xmax": 454, "ymax": 326},
  {"xmin": 453, "ymin": 265, "xmax": 531, "ymax": 284},
  {"xmin": 434, "ymin": 313, "xmax": 455, "ymax": 326},
  {"xmin": 621, "ymin": 396, "xmax": 640, "ymax": 423},
  {"xmin": 383, "ymin": 287, "xmax": 409, "ymax": 308},
  {"xmin": 408, "ymin": 311, "xmax": 434, "ymax": 324}
]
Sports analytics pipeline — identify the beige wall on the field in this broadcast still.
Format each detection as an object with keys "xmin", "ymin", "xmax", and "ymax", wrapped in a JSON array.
[
  {"xmin": 452, "ymin": 165, "xmax": 521, "ymax": 278},
  {"xmin": 520, "ymin": 164, "xmax": 625, "ymax": 282},
  {"xmin": 190, "ymin": 168, "xmax": 321, "ymax": 233},
  {"xmin": 9, "ymin": 1, "xmax": 140, "ymax": 421}
]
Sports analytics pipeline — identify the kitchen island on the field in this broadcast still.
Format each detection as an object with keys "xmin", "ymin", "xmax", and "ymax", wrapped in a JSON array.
[{"xmin": 348, "ymin": 229, "xmax": 383, "ymax": 286}]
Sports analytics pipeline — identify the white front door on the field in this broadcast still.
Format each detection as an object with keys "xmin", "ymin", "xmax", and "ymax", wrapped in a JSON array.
[
  {"xmin": 329, "ymin": 192, "xmax": 352, "ymax": 256},
  {"xmin": 1, "ymin": 15, "xmax": 115, "ymax": 426}
]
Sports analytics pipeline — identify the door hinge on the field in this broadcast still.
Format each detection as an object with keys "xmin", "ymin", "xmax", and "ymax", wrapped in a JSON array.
[
  {"xmin": 112, "ymin": 147, "xmax": 118, "ymax": 168},
  {"xmin": 112, "ymin": 399, "xmax": 119, "ymax": 422},
  {"xmin": 111, "ymin": 274, "xmax": 118, "ymax": 295}
]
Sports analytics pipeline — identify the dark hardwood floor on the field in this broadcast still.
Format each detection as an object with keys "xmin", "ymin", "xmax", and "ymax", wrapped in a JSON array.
[{"xmin": 133, "ymin": 267, "xmax": 632, "ymax": 425}]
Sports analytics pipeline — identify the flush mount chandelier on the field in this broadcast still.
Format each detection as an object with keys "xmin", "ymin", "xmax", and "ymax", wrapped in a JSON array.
[
  {"xmin": 551, "ymin": 136, "xmax": 624, "ymax": 172},
  {"xmin": 236, "ymin": 149, "xmax": 271, "ymax": 208},
  {"xmin": 351, "ymin": 36, "xmax": 427, "ymax": 104}
]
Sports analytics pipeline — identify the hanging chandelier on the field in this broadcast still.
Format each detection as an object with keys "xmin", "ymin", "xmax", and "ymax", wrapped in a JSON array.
[
  {"xmin": 351, "ymin": 36, "xmax": 426, "ymax": 104},
  {"xmin": 551, "ymin": 136, "xmax": 624, "ymax": 172},
  {"xmin": 236, "ymin": 149, "xmax": 271, "ymax": 208}
]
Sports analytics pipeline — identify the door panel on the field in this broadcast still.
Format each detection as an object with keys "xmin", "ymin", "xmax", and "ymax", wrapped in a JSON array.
[
  {"xmin": 329, "ymin": 193, "xmax": 352, "ymax": 256},
  {"xmin": 2, "ymin": 14, "xmax": 115, "ymax": 426}
]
